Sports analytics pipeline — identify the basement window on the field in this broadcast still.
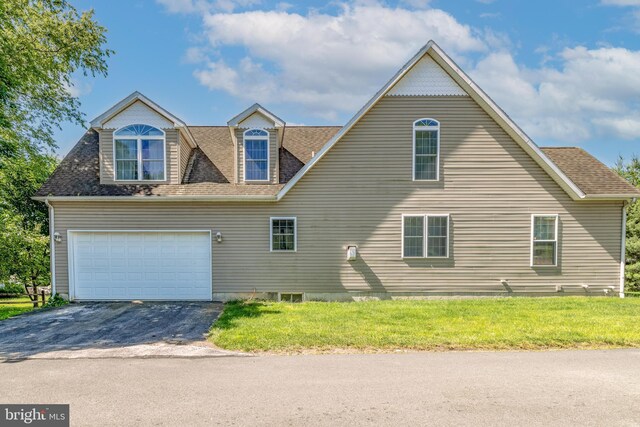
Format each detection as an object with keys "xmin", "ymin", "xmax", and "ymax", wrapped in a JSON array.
[{"xmin": 278, "ymin": 292, "xmax": 304, "ymax": 303}]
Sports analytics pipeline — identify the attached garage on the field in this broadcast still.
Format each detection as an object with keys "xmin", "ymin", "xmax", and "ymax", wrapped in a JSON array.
[{"xmin": 68, "ymin": 231, "xmax": 212, "ymax": 301}]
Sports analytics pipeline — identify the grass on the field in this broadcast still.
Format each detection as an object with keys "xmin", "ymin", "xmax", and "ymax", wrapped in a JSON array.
[
  {"xmin": 209, "ymin": 297, "xmax": 640, "ymax": 353},
  {"xmin": 0, "ymin": 297, "xmax": 37, "ymax": 320}
]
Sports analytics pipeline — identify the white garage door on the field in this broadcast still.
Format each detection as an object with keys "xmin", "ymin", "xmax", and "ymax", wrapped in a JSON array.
[{"xmin": 69, "ymin": 231, "xmax": 212, "ymax": 301}]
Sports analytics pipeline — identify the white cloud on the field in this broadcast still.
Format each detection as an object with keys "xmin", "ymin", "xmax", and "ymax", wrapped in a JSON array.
[
  {"xmin": 601, "ymin": 0, "xmax": 640, "ymax": 5},
  {"xmin": 194, "ymin": 4, "xmax": 485, "ymax": 118},
  {"xmin": 165, "ymin": 0, "xmax": 640, "ymax": 142},
  {"xmin": 471, "ymin": 46, "xmax": 640, "ymax": 142}
]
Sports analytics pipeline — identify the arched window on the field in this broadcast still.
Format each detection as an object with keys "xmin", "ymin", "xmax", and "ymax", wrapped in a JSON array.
[
  {"xmin": 244, "ymin": 129, "xmax": 269, "ymax": 181},
  {"xmin": 114, "ymin": 124, "xmax": 165, "ymax": 181},
  {"xmin": 413, "ymin": 118, "xmax": 440, "ymax": 181}
]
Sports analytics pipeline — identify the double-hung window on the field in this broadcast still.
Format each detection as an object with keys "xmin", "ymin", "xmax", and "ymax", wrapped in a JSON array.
[
  {"xmin": 531, "ymin": 215, "xmax": 558, "ymax": 267},
  {"xmin": 244, "ymin": 129, "xmax": 269, "ymax": 181},
  {"xmin": 271, "ymin": 217, "xmax": 296, "ymax": 252},
  {"xmin": 413, "ymin": 118, "xmax": 440, "ymax": 181},
  {"xmin": 114, "ymin": 124, "xmax": 165, "ymax": 181},
  {"xmin": 402, "ymin": 214, "xmax": 449, "ymax": 258}
]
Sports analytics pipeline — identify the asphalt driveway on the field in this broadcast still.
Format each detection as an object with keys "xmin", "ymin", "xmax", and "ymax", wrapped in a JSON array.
[{"xmin": 0, "ymin": 302, "xmax": 225, "ymax": 359}]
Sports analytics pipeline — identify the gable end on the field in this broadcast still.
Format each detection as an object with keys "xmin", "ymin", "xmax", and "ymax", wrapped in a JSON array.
[{"xmin": 386, "ymin": 55, "xmax": 467, "ymax": 97}]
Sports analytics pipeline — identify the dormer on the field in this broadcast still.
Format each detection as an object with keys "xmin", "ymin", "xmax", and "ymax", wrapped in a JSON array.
[
  {"xmin": 227, "ymin": 104, "xmax": 285, "ymax": 184},
  {"xmin": 90, "ymin": 92, "xmax": 197, "ymax": 185}
]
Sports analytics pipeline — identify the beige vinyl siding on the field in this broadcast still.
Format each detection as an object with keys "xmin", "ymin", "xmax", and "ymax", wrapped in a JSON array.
[
  {"xmin": 179, "ymin": 133, "xmax": 192, "ymax": 182},
  {"xmin": 99, "ymin": 128, "xmax": 180, "ymax": 184},
  {"xmin": 55, "ymin": 96, "xmax": 623, "ymax": 297},
  {"xmin": 236, "ymin": 128, "xmax": 278, "ymax": 184}
]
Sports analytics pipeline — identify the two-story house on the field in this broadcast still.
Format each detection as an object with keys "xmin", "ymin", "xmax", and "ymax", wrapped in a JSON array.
[{"xmin": 35, "ymin": 41, "xmax": 640, "ymax": 301}]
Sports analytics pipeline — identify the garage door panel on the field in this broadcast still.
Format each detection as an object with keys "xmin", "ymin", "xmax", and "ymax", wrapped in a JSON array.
[{"xmin": 71, "ymin": 231, "xmax": 212, "ymax": 301}]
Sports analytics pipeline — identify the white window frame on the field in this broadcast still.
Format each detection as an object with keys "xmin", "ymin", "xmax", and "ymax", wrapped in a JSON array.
[
  {"xmin": 530, "ymin": 214, "xmax": 559, "ymax": 267},
  {"xmin": 270, "ymin": 216, "xmax": 297, "ymax": 252},
  {"xmin": 412, "ymin": 118, "xmax": 440, "ymax": 182},
  {"xmin": 401, "ymin": 213, "xmax": 450, "ymax": 259},
  {"xmin": 113, "ymin": 124, "xmax": 166, "ymax": 182},
  {"xmin": 244, "ymin": 128, "xmax": 270, "ymax": 182}
]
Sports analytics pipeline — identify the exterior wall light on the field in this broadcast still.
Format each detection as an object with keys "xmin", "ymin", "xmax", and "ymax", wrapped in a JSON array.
[
  {"xmin": 53, "ymin": 232, "xmax": 62, "ymax": 243},
  {"xmin": 215, "ymin": 232, "xmax": 223, "ymax": 243},
  {"xmin": 346, "ymin": 246, "xmax": 357, "ymax": 261}
]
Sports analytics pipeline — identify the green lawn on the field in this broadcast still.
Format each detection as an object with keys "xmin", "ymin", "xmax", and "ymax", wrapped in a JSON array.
[
  {"xmin": 209, "ymin": 297, "xmax": 640, "ymax": 353},
  {"xmin": 0, "ymin": 297, "xmax": 37, "ymax": 320}
]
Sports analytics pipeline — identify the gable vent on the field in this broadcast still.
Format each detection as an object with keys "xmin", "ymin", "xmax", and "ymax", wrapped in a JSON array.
[{"xmin": 386, "ymin": 55, "xmax": 467, "ymax": 97}]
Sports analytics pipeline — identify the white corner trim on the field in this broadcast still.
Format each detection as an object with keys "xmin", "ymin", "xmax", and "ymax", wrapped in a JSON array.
[
  {"xmin": 276, "ymin": 41, "xmax": 587, "ymax": 202},
  {"xmin": 45, "ymin": 199, "xmax": 56, "ymax": 295}
]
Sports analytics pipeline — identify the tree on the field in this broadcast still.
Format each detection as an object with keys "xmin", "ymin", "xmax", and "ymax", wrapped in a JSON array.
[
  {"xmin": 0, "ymin": 0, "xmax": 112, "ymax": 157},
  {"xmin": 0, "ymin": 0, "xmax": 111, "ymax": 302},
  {"xmin": 0, "ymin": 211, "xmax": 50, "ymax": 305},
  {"xmin": 614, "ymin": 156, "xmax": 640, "ymax": 292}
]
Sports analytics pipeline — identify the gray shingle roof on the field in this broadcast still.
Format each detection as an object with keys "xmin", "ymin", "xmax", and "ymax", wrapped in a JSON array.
[
  {"xmin": 35, "ymin": 126, "xmax": 340, "ymax": 198},
  {"xmin": 35, "ymin": 129, "xmax": 638, "ymax": 199},
  {"xmin": 541, "ymin": 147, "xmax": 640, "ymax": 197}
]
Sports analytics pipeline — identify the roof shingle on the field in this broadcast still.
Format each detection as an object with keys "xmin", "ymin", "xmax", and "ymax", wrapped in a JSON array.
[
  {"xmin": 541, "ymin": 147, "xmax": 640, "ymax": 197},
  {"xmin": 35, "ymin": 129, "xmax": 638, "ymax": 199}
]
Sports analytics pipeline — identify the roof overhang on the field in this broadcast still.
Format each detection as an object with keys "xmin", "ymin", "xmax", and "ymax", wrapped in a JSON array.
[
  {"xmin": 276, "ymin": 41, "xmax": 590, "ymax": 202},
  {"xmin": 33, "ymin": 195, "xmax": 277, "ymax": 203},
  {"xmin": 227, "ymin": 103, "xmax": 285, "ymax": 128},
  {"xmin": 89, "ymin": 91, "xmax": 198, "ymax": 149}
]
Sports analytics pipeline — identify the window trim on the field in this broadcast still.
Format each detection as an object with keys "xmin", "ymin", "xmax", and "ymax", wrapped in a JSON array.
[
  {"xmin": 412, "ymin": 118, "xmax": 440, "ymax": 182},
  {"xmin": 401, "ymin": 214, "xmax": 425, "ymax": 259},
  {"xmin": 270, "ymin": 216, "xmax": 297, "ymax": 253},
  {"xmin": 113, "ymin": 124, "xmax": 166, "ymax": 182},
  {"xmin": 401, "ymin": 213, "xmax": 450, "ymax": 259},
  {"xmin": 243, "ymin": 128, "xmax": 270, "ymax": 182},
  {"xmin": 530, "ymin": 214, "xmax": 559, "ymax": 267}
]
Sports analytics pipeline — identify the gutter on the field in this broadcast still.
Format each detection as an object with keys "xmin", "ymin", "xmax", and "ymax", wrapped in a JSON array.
[
  {"xmin": 44, "ymin": 199, "xmax": 56, "ymax": 296},
  {"xmin": 33, "ymin": 195, "xmax": 278, "ymax": 202}
]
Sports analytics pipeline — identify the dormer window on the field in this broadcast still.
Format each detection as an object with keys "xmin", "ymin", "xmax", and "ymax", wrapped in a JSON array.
[
  {"xmin": 114, "ymin": 124, "xmax": 165, "ymax": 181},
  {"xmin": 244, "ymin": 129, "xmax": 269, "ymax": 181},
  {"xmin": 413, "ymin": 118, "xmax": 439, "ymax": 181}
]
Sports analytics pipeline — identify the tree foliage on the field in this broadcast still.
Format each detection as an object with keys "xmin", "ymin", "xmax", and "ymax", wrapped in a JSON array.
[
  {"xmin": 0, "ymin": 0, "xmax": 111, "ymax": 157},
  {"xmin": 0, "ymin": 211, "xmax": 50, "ymax": 301},
  {"xmin": 0, "ymin": 0, "xmax": 111, "ymax": 302},
  {"xmin": 614, "ymin": 156, "xmax": 640, "ymax": 292}
]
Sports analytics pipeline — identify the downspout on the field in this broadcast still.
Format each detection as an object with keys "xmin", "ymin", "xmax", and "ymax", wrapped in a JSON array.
[
  {"xmin": 45, "ymin": 199, "xmax": 56, "ymax": 296},
  {"xmin": 620, "ymin": 200, "xmax": 630, "ymax": 298}
]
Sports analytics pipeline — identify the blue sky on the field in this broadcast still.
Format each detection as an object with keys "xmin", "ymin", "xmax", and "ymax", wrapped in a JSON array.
[{"xmin": 57, "ymin": 0, "xmax": 640, "ymax": 165}]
